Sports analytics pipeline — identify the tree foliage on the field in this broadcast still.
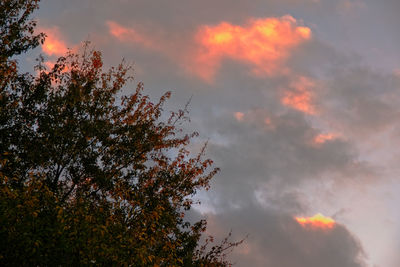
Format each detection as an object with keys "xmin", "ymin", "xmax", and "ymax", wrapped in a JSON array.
[
  {"xmin": 0, "ymin": 1, "xmax": 241, "ymax": 266},
  {"xmin": 0, "ymin": 0, "xmax": 44, "ymax": 60},
  {"xmin": 0, "ymin": 0, "xmax": 44, "ymax": 90}
]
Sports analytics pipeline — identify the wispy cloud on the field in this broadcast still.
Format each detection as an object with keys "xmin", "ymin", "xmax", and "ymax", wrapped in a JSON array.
[{"xmin": 106, "ymin": 21, "xmax": 157, "ymax": 50}]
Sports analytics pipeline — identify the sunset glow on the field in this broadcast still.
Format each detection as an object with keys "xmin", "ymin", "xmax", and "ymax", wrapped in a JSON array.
[
  {"xmin": 234, "ymin": 111, "xmax": 245, "ymax": 121},
  {"xmin": 41, "ymin": 27, "xmax": 68, "ymax": 56},
  {"xmin": 193, "ymin": 16, "xmax": 312, "ymax": 81},
  {"xmin": 295, "ymin": 213, "xmax": 336, "ymax": 230},
  {"xmin": 107, "ymin": 21, "xmax": 156, "ymax": 50},
  {"xmin": 281, "ymin": 76, "xmax": 316, "ymax": 114},
  {"xmin": 264, "ymin": 117, "xmax": 272, "ymax": 126},
  {"xmin": 313, "ymin": 133, "xmax": 338, "ymax": 144}
]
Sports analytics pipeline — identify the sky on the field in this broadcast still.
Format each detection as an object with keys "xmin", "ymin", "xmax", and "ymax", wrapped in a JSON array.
[{"xmin": 28, "ymin": 0, "xmax": 400, "ymax": 266}]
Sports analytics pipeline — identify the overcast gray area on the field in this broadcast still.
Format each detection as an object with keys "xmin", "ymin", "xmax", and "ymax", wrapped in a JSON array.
[{"xmin": 30, "ymin": 0, "xmax": 400, "ymax": 266}]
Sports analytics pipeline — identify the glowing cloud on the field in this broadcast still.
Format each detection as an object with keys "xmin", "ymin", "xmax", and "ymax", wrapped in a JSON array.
[
  {"xmin": 313, "ymin": 133, "xmax": 338, "ymax": 144},
  {"xmin": 295, "ymin": 213, "xmax": 336, "ymax": 230},
  {"xmin": 192, "ymin": 15, "xmax": 311, "ymax": 81},
  {"xmin": 41, "ymin": 27, "xmax": 69, "ymax": 57},
  {"xmin": 281, "ymin": 76, "xmax": 316, "ymax": 115},
  {"xmin": 264, "ymin": 117, "xmax": 272, "ymax": 126},
  {"xmin": 107, "ymin": 21, "xmax": 156, "ymax": 50},
  {"xmin": 234, "ymin": 111, "xmax": 245, "ymax": 121}
]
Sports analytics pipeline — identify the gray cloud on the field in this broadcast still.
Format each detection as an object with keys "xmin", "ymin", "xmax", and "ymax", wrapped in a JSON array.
[
  {"xmin": 198, "ymin": 204, "xmax": 366, "ymax": 267},
  {"xmin": 322, "ymin": 67, "xmax": 400, "ymax": 138}
]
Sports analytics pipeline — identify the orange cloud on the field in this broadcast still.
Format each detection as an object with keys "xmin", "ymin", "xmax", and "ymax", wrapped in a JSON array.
[
  {"xmin": 43, "ymin": 60, "xmax": 56, "ymax": 70},
  {"xmin": 41, "ymin": 60, "xmax": 71, "ymax": 74},
  {"xmin": 234, "ymin": 111, "xmax": 245, "ymax": 121},
  {"xmin": 313, "ymin": 133, "xmax": 338, "ymax": 144},
  {"xmin": 41, "ymin": 27, "xmax": 69, "ymax": 57},
  {"xmin": 233, "ymin": 110, "xmax": 276, "ymax": 131},
  {"xmin": 264, "ymin": 117, "xmax": 272, "ymax": 126},
  {"xmin": 192, "ymin": 15, "xmax": 311, "ymax": 81},
  {"xmin": 281, "ymin": 76, "xmax": 316, "ymax": 115},
  {"xmin": 295, "ymin": 213, "xmax": 335, "ymax": 230},
  {"xmin": 107, "ymin": 21, "xmax": 156, "ymax": 50}
]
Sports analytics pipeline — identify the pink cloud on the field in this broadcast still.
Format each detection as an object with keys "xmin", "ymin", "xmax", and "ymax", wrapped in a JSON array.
[
  {"xmin": 313, "ymin": 133, "xmax": 339, "ymax": 145},
  {"xmin": 234, "ymin": 111, "xmax": 245, "ymax": 121},
  {"xmin": 40, "ymin": 26, "xmax": 69, "ymax": 57},
  {"xmin": 233, "ymin": 110, "xmax": 275, "ymax": 130},
  {"xmin": 191, "ymin": 15, "xmax": 312, "ymax": 81},
  {"xmin": 106, "ymin": 17, "xmax": 311, "ymax": 84},
  {"xmin": 281, "ymin": 76, "xmax": 316, "ymax": 115},
  {"xmin": 106, "ymin": 21, "xmax": 157, "ymax": 50}
]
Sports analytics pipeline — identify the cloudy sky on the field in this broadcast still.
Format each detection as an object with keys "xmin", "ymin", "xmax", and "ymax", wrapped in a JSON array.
[{"xmin": 29, "ymin": 0, "xmax": 400, "ymax": 266}]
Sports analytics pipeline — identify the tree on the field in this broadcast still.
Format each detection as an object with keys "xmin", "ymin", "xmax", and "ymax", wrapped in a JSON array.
[
  {"xmin": 0, "ymin": 1, "xmax": 241, "ymax": 266},
  {"xmin": 0, "ymin": 0, "xmax": 44, "ymax": 91},
  {"xmin": 0, "ymin": 0, "xmax": 44, "ymax": 60}
]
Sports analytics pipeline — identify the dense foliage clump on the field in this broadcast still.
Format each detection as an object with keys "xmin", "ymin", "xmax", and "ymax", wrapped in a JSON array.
[{"xmin": 0, "ymin": 1, "xmax": 240, "ymax": 266}]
